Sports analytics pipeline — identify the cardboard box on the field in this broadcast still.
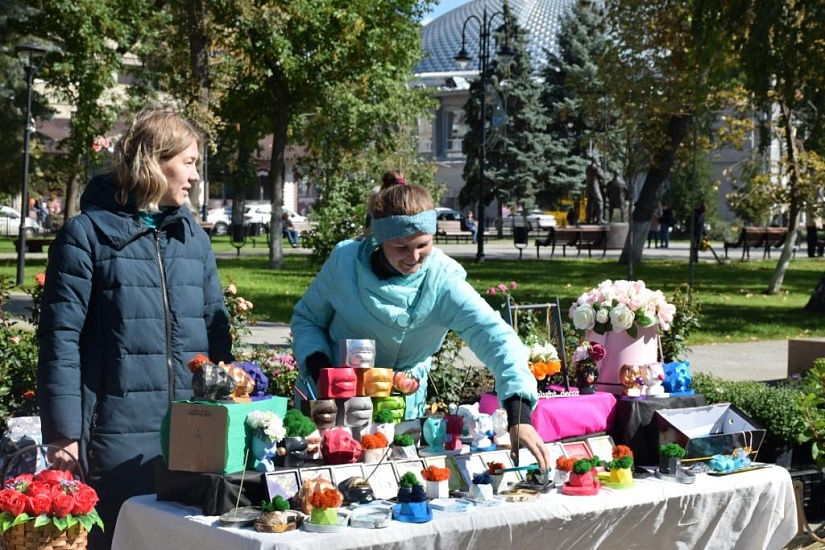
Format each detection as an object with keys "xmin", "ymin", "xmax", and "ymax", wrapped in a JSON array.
[
  {"xmin": 788, "ymin": 338, "xmax": 825, "ymax": 377},
  {"xmin": 162, "ymin": 397, "xmax": 287, "ymax": 474},
  {"xmin": 653, "ymin": 404, "xmax": 765, "ymax": 462}
]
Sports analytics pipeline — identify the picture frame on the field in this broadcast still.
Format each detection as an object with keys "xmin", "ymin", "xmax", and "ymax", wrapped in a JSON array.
[
  {"xmin": 263, "ymin": 469, "xmax": 301, "ymax": 502},
  {"xmin": 561, "ymin": 440, "xmax": 593, "ymax": 460},
  {"xmin": 478, "ymin": 450, "xmax": 519, "ymax": 488},
  {"xmin": 544, "ymin": 442, "xmax": 566, "ymax": 469},
  {"xmin": 392, "ymin": 459, "xmax": 427, "ymax": 485},
  {"xmin": 424, "ymin": 455, "xmax": 467, "ymax": 492},
  {"xmin": 455, "ymin": 453, "xmax": 487, "ymax": 488},
  {"xmin": 298, "ymin": 466, "xmax": 333, "ymax": 485},
  {"xmin": 331, "ymin": 463, "xmax": 365, "ymax": 485},
  {"xmin": 362, "ymin": 462, "xmax": 398, "ymax": 500},
  {"xmin": 585, "ymin": 435, "xmax": 615, "ymax": 464}
]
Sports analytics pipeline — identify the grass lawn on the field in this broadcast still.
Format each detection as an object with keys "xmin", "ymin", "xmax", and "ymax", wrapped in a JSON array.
[{"xmin": 1, "ymin": 235, "xmax": 823, "ymax": 345}]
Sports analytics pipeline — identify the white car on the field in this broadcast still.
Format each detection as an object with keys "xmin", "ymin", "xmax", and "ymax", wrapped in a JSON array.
[
  {"xmin": 243, "ymin": 204, "xmax": 307, "ymax": 227},
  {"xmin": 206, "ymin": 207, "xmax": 231, "ymax": 236},
  {"xmin": 0, "ymin": 206, "xmax": 41, "ymax": 236},
  {"xmin": 502, "ymin": 210, "xmax": 557, "ymax": 231}
]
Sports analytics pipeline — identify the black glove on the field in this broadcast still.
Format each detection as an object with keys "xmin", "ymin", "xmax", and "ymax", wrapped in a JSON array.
[{"xmin": 305, "ymin": 352, "xmax": 331, "ymax": 382}]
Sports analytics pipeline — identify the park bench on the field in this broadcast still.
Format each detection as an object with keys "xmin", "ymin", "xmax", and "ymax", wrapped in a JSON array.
[
  {"xmin": 535, "ymin": 225, "xmax": 608, "ymax": 259},
  {"xmin": 435, "ymin": 220, "xmax": 473, "ymax": 243},
  {"xmin": 723, "ymin": 226, "xmax": 789, "ymax": 260},
  {"xmin": 14, "ymin": 237, "xmax": 55, "ymax": 253}
]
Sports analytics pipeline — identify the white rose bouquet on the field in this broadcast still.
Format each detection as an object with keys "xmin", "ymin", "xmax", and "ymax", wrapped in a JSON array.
[
  {"xmin": 568, "ymin": 279, "xmax": 676, "ymax": 337},
  {"xmin": 246, "ymin": 410, "xmax": 287, "ymax": 441}
]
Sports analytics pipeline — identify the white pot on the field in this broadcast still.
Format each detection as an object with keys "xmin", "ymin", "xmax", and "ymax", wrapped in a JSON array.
[
  {"xmin": 425, "ymin": 480, "xmax": 449, "ymax": 499},
  {"xmin": 362, "ymin": 448, "xmax": 386, "ymax": 464}
]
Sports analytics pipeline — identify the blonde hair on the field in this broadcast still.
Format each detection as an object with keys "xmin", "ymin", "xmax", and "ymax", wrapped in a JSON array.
[
  {"xmin": 370, "ymin": 173, "xmax": 434, "ymax": 219},
  {"xmin": 113, "ymin": 107, "xmax": 202, "ymax": 211}
]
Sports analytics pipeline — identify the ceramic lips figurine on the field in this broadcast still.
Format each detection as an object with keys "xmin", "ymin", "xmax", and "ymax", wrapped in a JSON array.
[
  {"xmin": 309, "ymin": 399, "xmax": 338, "ymax": 431},
  {"xmin": 342, "ymin": 397, "xmax": 373, "ymax": 439},
  {"xmin": 319, "ymin": 367, "xmax": 357, "ymax": 399},
  {"xmin": 373, "ymin": 396, "xmax": 406, "ymax": 423},
  {"xmin": 362, "ymin": 368, "xmax": 393, "ymax": 397},
  {"xmin": 345, "ymin": 340, "xmax": 376, "ymax": 369}
]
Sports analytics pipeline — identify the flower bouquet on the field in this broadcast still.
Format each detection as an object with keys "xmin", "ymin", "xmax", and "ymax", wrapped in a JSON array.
[
  {"xmin": 526, "ymin": 337, "xmax": 562, "ymax": 393},
  {"xmin": 246, "ymin": 410, "xmax": 286, "ymax": 472},
  {"xmin": 0, "ymin": 469, "xmax": 104, "ymax": 550},
  {"xmin": 569, "ymin": 279, "xmax": 676, "ymax": 337},
  {"xmin": 572, "ymin": 341, "xmax": 605, "ymax": 394}
]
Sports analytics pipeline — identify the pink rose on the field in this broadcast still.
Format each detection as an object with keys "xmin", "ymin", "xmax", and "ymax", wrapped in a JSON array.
[{"xmin": 589, "ymin": 343, "xmax": 606, "ymax": 362}]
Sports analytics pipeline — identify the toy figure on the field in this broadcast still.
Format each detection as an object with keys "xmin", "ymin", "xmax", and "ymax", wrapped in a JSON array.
[
  {"xmin": 456, "ymin": 403, "xmax": 480, "ymax": 438},
  {"xmin": 491, "ymin": 409, "xmax": 511, "ymax": 447},
  {"xmin": 642, "ymin": 363, "xmax": 666, "ymax": 396},
  {"xmin": 276, "ymin": 437, "xmax": 309, "ymax": 468},
  {"xmin": 471, "ymin": 413, "xmax": 495, "ymax": 451},
  {"xmin": 619, "ymin": 364, "xmax": 644, "ymax": 397},
  {"xmin": 251, "ymin": 435, "xmax": 280, "ymax": 472}
]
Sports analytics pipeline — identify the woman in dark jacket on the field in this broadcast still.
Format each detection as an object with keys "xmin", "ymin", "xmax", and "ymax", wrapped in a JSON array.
[{"xmin": 37, "ymin": 107, "xmax": 233, "ymax": 549}]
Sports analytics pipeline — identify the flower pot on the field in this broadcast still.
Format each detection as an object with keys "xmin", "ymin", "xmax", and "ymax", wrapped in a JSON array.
[
  {"xmin": 609, "ymin": 468, "xmax": 633, "ymax": 484},
  {"xmin": 275, "ymin": 436, "xmax": 308, "ymax": 468},
  {"xmin": 373, "ymin": 422, "xmax": 395, "ymax": 443},
  {"xmin": 255, "ymin": 510, "xmax": 300, "ymax": 533},
  {"xmin": 659, "ymin": 456, "xmax": 681, "ymax": 475},
  {"xmin": 589, "ymin": 326, "xmax": 658, "ymax": 395},
  {"xmin": 310, "ymin": 507, "xmax": 338, "ymax": 526},
  {"xmin": 391, "ymin": 445, "xmax": 418, "ymax": 460},
  {"xmin": 2, "ymin": 522, "xmax": 87, "ymax": 550},
  {"xmin": 489, "ymin": 473, "xmax": 505, "ymax": 494},
  {"xmin": 425, "ymin": 480, "xmax": 449, "ymax": 499},
  {"xmin": 251, "ymin": 433, "xmax": 279, "ymax": 472},
  {"xmin": 568, "ymin": 469, "xmax": 596, "ymax": 488},
  {"xmin": 362, "ymin": 448, "xmax": 386, "ymax": 464},
  {"xmin": 469, "ymin": 483, "xmax": 494, "ymax": 501}
]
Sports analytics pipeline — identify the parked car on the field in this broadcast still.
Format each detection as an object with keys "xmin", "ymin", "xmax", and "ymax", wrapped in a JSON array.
[
  {"xmin": 501, "ymin": 210, "xmax": 557, "ymax": 231},
  {"xmin": 206, "ymin": 207, "xmax": 231, "ymax": 236},
  {"xmin": 435, "ymin": 207, "xmax": 464, "ymax": 222},
  {"xmin": 243, "ymin": 204, "xmax": 307, "ymax": 227},
  {"xmin": 0, "ymin": 206, "xmax": 41, "ymax": 236}
]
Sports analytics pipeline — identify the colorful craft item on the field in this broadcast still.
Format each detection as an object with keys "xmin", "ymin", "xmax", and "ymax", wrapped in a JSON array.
[
  {"xmin": 308, "ymin": 399, "xmax": 338, "ymax": 431},
  {"xmin": 444, "ymin": 414, "xmax": 463, "ymax": 452},
  {"xmin": 319, "ymin": 367, "xmax": 357, "ymax": 399},
  {"xmin": 392, "ymin": 372, "xmax": 421, "ymax": 395},
  {"xmin": 226, "ymin": 363, "xmax": 256, "ymax": 401},
  {"xmin": 321, "ymin": 427, "xmax": 362, "ymax": 464},
  {"xmin": 372, "ymin": 396, "xmax": 406, "ymax": 423},
  {"xmin": 356, "ymin": 368, "xmax": 393, "ymax": 397}
]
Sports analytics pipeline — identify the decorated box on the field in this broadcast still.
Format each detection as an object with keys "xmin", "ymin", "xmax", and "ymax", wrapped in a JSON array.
[{"xmin": 161, "ymin": 397, "xmax": 287, "ymax": 474}]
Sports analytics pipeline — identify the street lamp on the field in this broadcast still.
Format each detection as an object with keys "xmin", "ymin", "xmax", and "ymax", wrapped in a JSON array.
[
  {"xmin": 455, "ymin": 6, "xmax": 513, "ymax": 262},
  {"xmin": 15, "ymin": 42, "xmax": 50, "ymax": 287}
]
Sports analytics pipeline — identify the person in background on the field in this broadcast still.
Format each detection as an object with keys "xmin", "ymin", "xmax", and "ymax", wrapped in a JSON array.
[
  {"xmin": 659, "ymin": 203, "xmax": 676, "ymax": 248},
  {"xmin": 37, "ymin": 107, "xmax": 233, "ymax": 549},
  {"xmin": 291, "ymin": 175, "xmax": 550, "ymax": 470},
  {"xmin": 282, "ymin": 210, "xmax": 300, "ymax": 248},
  {"xmin": 691, "ymin": 202, "xmax": 707, "ymax": 263},
  {"xmin": 648, "ymin": 203, "xmax": 662, "ymax": 248},
  {"xmin": 464, "ymin": 210, "xmax": 478, "ymax": 243}
]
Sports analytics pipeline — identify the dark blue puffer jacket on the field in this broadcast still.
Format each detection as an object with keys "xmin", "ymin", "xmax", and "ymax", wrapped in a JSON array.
[{"xmin": 37, "ymin": 174, "xmax": 233, "ymax": 477}]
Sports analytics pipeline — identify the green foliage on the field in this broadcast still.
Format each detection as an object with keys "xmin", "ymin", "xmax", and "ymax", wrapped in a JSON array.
[
  {"xmin": 659, "ymin": 443, "xmax": 686, "ymax": 458},
  {"xmin": 692, "ymin": 373, "xmax": 806, "ymax": 446},
  {"xmin": 428, "ymin": 330, "xmax": 494, "ymax": 410},
  {"xmin": 223, "ymin": 280, "xmax": 255, "ymax": 352},
  {"xmin": 393, "ymin": 434, "xmax": 414, "ymax": 448},
  {"xmin": 282, "ymin": 408, "xmax": 316, "ymax": 438},
  {"xmin": 799, "ymin": 359, "xmax": 825, "ymax": 470},
  {"xmin": 398, "ymin": 471, "xmax": 420, "ymax": 489},
  {"xmin": 572, "ymin": 458, "xmax": 595, "ymax": 474},
  {"xmin": 375, "ymin": 409, "xmax": 395, "ymax": 424},
  {"xmin": 261, "ymin": 496, "xmax": 290, "ymax": 513},
  {"xmin": 659, "ymin": 284, "xmax": 701, "ymax": 362},
  {"xmin": 609, "ymin": 456, "xmax": 633, "ymax": 470},
  {"xmin": 300, "ymin": 175, "xmax": 367, "ymax": 265},
  {"xmin": 0, "ymin": 277, "xmax": 40, "ymax": 425}
]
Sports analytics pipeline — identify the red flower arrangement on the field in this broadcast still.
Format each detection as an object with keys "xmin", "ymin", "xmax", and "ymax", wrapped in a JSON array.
[
  {"xmin": 612, "ymin": 445, "xmax": 633, "ymax": 459},
  {"xmin": 555, "ymin": 457, "xmax": 577, "ymax": 472},
  {"xmin": 0, "ymin": 470, "xmax": 104, "ymax": 534},
  {"xmin": 486, "ymin": 461, "xmax": 505, "ymax": 475},
  {"xmin": 187, "ymin": 354, "xmax": 212, "ymax": 373},
  {"xmin": 360, "ymin": 433, "xmax": 389, "ymax": 450},
  {"xmin": 420, "ymin": 465, "xmax": 450, "ymax": 482},
  {"xmin": 308, "ymin": 488, "xmax": 343, "ymax": 510}
]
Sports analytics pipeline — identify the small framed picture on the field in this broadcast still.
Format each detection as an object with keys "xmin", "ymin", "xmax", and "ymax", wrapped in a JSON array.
[
  {"xmin": 362, "ymin": 462, "xmax": 398, "ymax": 500},
  {"xmin": 298, "ymin": 466, "xmax": 333, "ymax": 485},
  {"xmin": 264, "ymin": 470, "xmax": 301, "ymax": 501},
  {"xmin": 586, "ymin": 435, "xmax": 615, "ymax": 464},
  {"xmin": 561, "ymin": 440, "xmax": 593, "ymax": 460},
  {"xmin": 455, "ymin": 453, "xmax": 487, "ymax": 488},
  {"xmin": 479, "ymin": 450, "xmax": 518, "ymax": 489},
  {"xmin": 518, "ymin": 447, "xmax": 538, "ymax": 469},
  {"xmin": 392, "ymin": 459, "xmax": 426, "ymax": 485},
  {"xmin": 331, "ymin": 463, "xmax": 365, "ymax": 485},
  {"xmin": 544, "ymin": 442, "xmax": 566, "ymax": 468}
]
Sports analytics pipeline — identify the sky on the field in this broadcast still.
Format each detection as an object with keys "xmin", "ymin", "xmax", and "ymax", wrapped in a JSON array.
[{"xmin": 422, "ymin": 0, "xmax": 472, "ymax": 25}]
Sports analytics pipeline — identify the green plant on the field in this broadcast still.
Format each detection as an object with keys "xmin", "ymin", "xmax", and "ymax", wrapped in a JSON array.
[
  {"xmin": 428, "ymin": 329, "xmax": 494, "ymax": 410},
  {"xmin": 609, "ymin": 456, "xmax": 633, "ymax": 470},
  {"xmin": 659, "ymin": 443, "xmax": 686, "ymax": 458},
  {"xmin": 398, "ymin": 472, "xmax": 420, "ymax": 488},
  {"xmin": 283, "ymin": 409, "xmax": 316, "ymax": 438},
  {"xmin": 659, "ymin": 284, "xmax": 701, "ymax": 362},
  {"xmin": 693, "ymin": 373, "xmax": 806, "ymax": 446},
  {"xmin": 260, "ymin": 496, "xmax": 290, "ymax": 513},
  {"xmin": 223, "ymin": 280, "xmax": 255, "ymax": 351},
  {"xmin": 237, "ymin": 344, "xmax": 299, "ymax": 405},
  {"xmin": 572, "ymin": 458, "xmax": 595, "ymax": 474},
  {"xmin": 799, "ymin": 358, "xmax": 825, "ymax": 470},
  {"xmin": 0, "ymin": 277, "xmax": 40, "ymax": 426},
  {"xmin": 375, "ymin": 409, "xmax": 395, "ymax": 424},
  {"xmin": 393, "ymin": 434, "xmax": 414, "ymax": 447}
]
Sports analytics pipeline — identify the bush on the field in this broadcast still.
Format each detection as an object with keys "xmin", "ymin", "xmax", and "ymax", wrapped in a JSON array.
[
  {"xmin": 692, "ymin": 373, "xmax": 806, "ymax": 446},
  {"xmin": 428, "ymin": 330, "xmax": 494, "ymax": 411},
  {"xmin": 799, "ymin": 359, "xmax": 825, "ymax": 470}
]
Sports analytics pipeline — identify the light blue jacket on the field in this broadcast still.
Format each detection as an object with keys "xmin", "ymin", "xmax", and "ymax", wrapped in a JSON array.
[{"xmin": 291, "ymin": 238, "xmax": 537, "ymax": 418}]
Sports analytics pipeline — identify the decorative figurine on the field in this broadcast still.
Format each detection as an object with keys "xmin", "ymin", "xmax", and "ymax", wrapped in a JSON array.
[
  {"xmin": 470, "ymin": 413, "xmax": 495, "ymax": 451},
  {"xmin": 491, "ymin": 409, "xmax": 511, "ymax": 448},
  {"xmin": 444, "ymin": 414, "xmax": 464, "ymax": 452},
  {"xmin": 422, "ymin": 416, "xmax": 446, "ymax": 453},
  {"xmin": 319, "ymin": 367, "xmax": 357, "ymax": 399}
]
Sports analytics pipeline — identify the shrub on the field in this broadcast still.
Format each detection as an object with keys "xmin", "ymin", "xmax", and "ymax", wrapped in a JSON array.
[
  {"xmin": 283, "ymin": 409, "xmax": 316, "ymax": 438},
  {"xmin": 659, "ymin": 284, "xmax": 701, "ymax": 363},
  {"xmin": 799, "ymin": 359, "xmax": 825, "ymax": 470},
  {"xmin": 393, "ymin": 434, "xmax": 414, "ymax": 447},
  {"xmin": 659, "ymin": 443, "xmax": 686, "ymax": 458}
]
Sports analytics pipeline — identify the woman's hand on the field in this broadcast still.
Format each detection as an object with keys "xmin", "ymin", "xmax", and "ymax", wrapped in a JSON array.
[
  {"xmin": 46, "ymin": 439, "xmax": 81, "ymax": 472},
  {"xmin": 508, "ymin": 423, "xmax": 549, "ymax": 470}
]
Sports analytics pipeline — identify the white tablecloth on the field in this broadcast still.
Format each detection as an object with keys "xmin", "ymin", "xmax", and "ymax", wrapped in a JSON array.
[{"xmin": 112, "ymin": 465, "xmax": 797, "ymax": 550}]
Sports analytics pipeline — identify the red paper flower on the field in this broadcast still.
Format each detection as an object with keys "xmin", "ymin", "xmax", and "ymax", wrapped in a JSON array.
[
  {"xmin": 187, "ymin": 354, "xmax": 211, "ymax": 373},
  {"xmin": 421, "ymin": 465, "xmax": 450, "ymax": 482},
  {"xmin": 612, "ymin": 445, "xmax": 633, "ymax": 459},
  {"xmin": 308, "ymin": 488, "xmax": 343, "ymax": 510},
  {"xmin": 360, "ymin": 433, "xmax": 389, "ymax": 450}
]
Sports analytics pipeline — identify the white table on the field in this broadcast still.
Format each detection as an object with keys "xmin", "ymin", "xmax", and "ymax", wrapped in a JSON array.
[{"xmin": 113, "ymin": 465, "xmax": 797, "ymax": 550}]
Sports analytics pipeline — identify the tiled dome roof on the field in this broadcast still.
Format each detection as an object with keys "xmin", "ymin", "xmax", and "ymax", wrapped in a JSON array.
[{"xmin": 416, "ymin": 0, "xmax": 575, "ymax": 74}]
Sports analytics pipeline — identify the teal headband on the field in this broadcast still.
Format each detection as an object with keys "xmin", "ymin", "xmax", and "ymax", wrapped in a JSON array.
[{"xmin": 371, "ymin": 210, "xmax": 437, "ymax": 243}]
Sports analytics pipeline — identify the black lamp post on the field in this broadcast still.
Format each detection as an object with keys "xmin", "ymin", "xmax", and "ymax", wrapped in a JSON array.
[
  {"xmin": 455, "ymin": 6, "xmax": 514, "ymax": 262},
  {"xmin": 15, "ymin": 43, "xmax": 50, "ymax": 287}
]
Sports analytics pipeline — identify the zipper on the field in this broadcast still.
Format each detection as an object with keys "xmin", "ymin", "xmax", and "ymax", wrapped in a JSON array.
[{"xmin": 154, "ymin": 229, "xmax": 174, "ymax": 403}]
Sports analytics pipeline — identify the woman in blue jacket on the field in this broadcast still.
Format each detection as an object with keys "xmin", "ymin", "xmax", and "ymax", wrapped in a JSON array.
[
  {"xmin": 292, "ymin": 177, "xmax": 549, "ymax": 469},
  {"xmin": 37, "ymin": 108, "xmax": 233, "ymax": 549}
]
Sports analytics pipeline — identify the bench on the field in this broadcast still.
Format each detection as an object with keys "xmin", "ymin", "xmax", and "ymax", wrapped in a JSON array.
[
  {"xmin": 724, "ymin": 227, "xmax": 789, "ymax": 260},
  {"xmin": 434, "ymin": 220, "xmax": 473, "ymax": 243},
  {"xmin": 14, "ymin": 237, "xmax": 55, "ymax": 253},
  {"xmin": 535, "ymin": 225, "xmax": 607, "ymax": 259}
]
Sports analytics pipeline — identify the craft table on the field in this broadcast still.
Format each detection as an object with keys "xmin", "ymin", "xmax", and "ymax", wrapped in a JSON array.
[
  {"xmin": 113, "ymin": 465, "xmax": 797, "ymax": 550},
  {"xmin": 610, "ymin": 394, "xmax": 707, "ymax": 465},
  {"xmin": 479, "ymin": 392, "xmax": 617, "ymax": 442}
]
